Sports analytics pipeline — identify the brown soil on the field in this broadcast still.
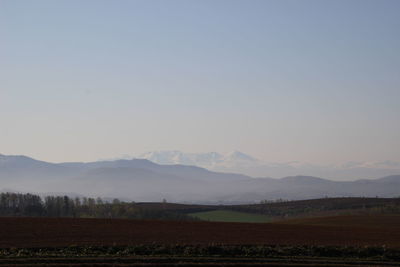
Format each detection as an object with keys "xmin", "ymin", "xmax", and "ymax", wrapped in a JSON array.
[
  {"xmin": 0, "ymin": 216, "xmax": 399, "ymax": 248},
  {"xmin": 276, "ymin": 214, "xmax": 400, "ymax": 228}
]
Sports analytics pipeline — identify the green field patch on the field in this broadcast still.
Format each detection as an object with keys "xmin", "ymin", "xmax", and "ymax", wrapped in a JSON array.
[{"xmin": 188, "ymin": 210, "xmax": 271, "ymax": 223}]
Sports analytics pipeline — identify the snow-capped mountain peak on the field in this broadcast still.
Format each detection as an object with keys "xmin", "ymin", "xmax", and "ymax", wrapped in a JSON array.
[
  {"xmin": 137, "ymin": 151, "xmax": 225, "ymax": 166},
  {"xmin": 226, "ymin": 151, "xmax": 258, "ymax": 162}
]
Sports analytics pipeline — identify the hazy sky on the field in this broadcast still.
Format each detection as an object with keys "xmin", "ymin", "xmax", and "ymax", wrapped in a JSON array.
[{"xmin": 1, "ymin": 0, "xmax": 399, "ymax": 164}]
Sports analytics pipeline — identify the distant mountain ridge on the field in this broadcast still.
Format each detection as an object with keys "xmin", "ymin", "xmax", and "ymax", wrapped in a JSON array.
[
  {"xmin": 135, "ymin": 150, "xmax": 400, "ymax": 181},
  {"xmin": 0, "ymin": 154, "xmax": 399, "ymax": 204}
]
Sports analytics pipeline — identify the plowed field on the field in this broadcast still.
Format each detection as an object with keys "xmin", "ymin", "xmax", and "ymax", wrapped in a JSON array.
[{"xmin": 0, "ymin": 215, "xmax": 399, "ymax": 248}]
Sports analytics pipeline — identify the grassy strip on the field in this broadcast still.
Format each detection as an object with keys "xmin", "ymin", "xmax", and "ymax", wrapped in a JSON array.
[
  {"xmin": 0, "ymin": 258, "xmax": 399, "ymax": 267},
  {"xmin": 1, "ymin": 245, "xmax": 399, "ymax": 261}
]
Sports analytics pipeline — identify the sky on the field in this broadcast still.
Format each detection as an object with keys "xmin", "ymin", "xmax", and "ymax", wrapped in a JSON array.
[{"xmin": 0, "ymin": 0, "xmax": 399, "ymax": 164}]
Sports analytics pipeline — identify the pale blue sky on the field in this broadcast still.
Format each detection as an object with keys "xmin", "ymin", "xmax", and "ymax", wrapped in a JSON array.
[{"xmin": 0, "ymin": 0, "xmax": 399, "ymax": 163}]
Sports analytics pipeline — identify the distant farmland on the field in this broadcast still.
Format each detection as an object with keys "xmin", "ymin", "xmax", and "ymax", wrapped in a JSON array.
[
  {"xmin": 189, "ymin": 210, "xmax": 271, "ymax": 223},
  {"xmin": 137, "ymin": 197, "xmax": 400, "ymax": 220}
]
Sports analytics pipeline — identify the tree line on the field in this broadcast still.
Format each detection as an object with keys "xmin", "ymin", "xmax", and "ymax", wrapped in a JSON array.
[{"xmin": 0, "ymin": 192, "xmax": 192, "ymax": 220}]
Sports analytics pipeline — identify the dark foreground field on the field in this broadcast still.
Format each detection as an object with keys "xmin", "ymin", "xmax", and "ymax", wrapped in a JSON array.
[
  {"xmin": 0, "ymin": 215, "xmax": 399, "ymax": 266},
  {"xmin": 1, "ymin": 215, "xmax": 400, "ymax": 248}
]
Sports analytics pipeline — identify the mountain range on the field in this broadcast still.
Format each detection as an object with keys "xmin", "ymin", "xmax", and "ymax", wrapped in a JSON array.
[
  {"xmin": 134, "ymin": 150, "xmax": 400, "ymax": 181},
  {"xmin": 1, "ymin": 153, "xmax": 400, "ymax": 203}
]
